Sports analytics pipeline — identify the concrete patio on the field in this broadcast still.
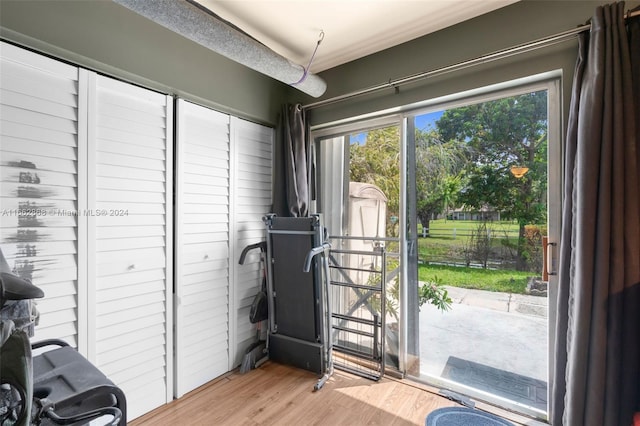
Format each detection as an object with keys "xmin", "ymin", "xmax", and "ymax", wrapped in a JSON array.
[{"xmin": 418, "ymin": 286, "xmax": 549, "ymax": 413}]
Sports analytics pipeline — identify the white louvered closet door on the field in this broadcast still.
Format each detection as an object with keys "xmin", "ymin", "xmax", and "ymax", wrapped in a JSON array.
[
  {"xmin": 231, "ymin": 117, "xmax": 273, "ymax": 368},
  {"xmin": 88, "ymin": 75, "xmax": 173, "ymax": 419},
  {"xmin": 0, "ymin": 42, "xmax": 84, "ymax": 348},
  {"xmin": 175, "ymin": 100, "xmax": 230, "ymax": 397}
]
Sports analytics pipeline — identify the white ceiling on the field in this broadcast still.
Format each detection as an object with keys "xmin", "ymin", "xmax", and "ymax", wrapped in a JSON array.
[{"xmin": 194, "ymin": 0, "xmax": 519, "ymax": 74}]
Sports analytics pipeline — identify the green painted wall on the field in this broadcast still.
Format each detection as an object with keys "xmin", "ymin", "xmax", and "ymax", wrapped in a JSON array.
[
  {"xmin": 297, "ymin": 0, "xmax": 640, "ymax": 127},
  {"xmin": 0, "ymin": 0, "xmax": 289, "ymax": 125}
]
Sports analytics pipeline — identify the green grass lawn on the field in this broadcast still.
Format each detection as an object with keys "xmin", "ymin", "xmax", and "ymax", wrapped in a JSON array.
[
  {"xmin": 420, "ymin": 219, "xmax": 521, "ymax": 236},
  {"xmin": 418, "ymin": 236, "xmax": 458, "ymax": 257},
  {"xmin": 414, "ymin": 219, "xmax": 543, "ymax": 293},
  {"xmin": 418, "ymin": 263, "xmax": 531, "ymax": 294},
  {"xmin": 418, "ymin": 219, "xmax": 520, "ymax": 258}
]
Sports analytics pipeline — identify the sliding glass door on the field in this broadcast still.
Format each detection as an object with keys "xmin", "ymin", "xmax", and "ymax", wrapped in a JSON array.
[
  {"xmin": 311, "ymin": 78, "xmax": 560, "ymax": 421},
  {"xmin": 408, "ymin": 82, "xmax": 560, "ymax": 420},
  {"xmin": 313, "ymin": 120, "xmax": 405, "ymax": 373}
]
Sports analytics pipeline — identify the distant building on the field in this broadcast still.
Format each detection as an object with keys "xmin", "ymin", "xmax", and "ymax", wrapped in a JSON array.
[{"xmin": 449, "ymin": 205, "xmax": 500, "ymax": 221}]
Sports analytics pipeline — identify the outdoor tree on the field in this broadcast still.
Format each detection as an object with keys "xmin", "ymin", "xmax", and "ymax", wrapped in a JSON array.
[
  {"xmin": 441, "ymin": 175, "xmax": 462, "ymax": 221},
  {"xmin": 436, "ymin": 90, "xmax": 548, "ymax": 271},
  {"xmin": 414, "ymin": 129, "xmax": 468, "ymax": 235},
  {"xmin": 350, "ymin": 126, "xmax": 468, "ymax": 238},
  {"xmin": 350, "ymin": 126, "xmax": 400, "ymax": 236}
]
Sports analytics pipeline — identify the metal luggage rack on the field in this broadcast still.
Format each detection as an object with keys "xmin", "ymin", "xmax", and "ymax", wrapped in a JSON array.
[{"xmin": 327, "ymin": 236, "xmax": 389, "ymax": 381}]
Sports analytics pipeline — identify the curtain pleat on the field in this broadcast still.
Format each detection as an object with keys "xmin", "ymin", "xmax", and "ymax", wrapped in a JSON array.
[
  {"xmin": 553, "ymin": 3, "xmax": 640, "ymax": 425},
  {"xmin": 273, "ymin": 103, "xmax": 310, "ymax": 217}
]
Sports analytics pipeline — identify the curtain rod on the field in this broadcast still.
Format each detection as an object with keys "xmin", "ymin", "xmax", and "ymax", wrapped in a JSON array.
[{"xmin": 303, "ymin": 8, "xmax": 640, "ymax": 110}]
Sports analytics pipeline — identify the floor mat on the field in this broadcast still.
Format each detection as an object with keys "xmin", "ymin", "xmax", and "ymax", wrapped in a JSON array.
[
  {"xmin": 441, "ymin": 356, "xmax": 547, "ymax": 411},
  {"xmin": 426, "ymin": 407, "xmax": 515, "ymax": 426}
]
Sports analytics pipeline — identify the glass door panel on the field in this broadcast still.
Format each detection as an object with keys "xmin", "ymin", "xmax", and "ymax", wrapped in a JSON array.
[
  {"xmin": 314, "ymin": 125, "xmax": 403, "ymax": 372},
  {"xmin": 410, "ymin": 88, "xmax": 557, "ymax": 420}
]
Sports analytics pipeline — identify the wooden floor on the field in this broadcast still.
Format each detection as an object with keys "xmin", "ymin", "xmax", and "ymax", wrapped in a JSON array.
[{"xmin": 130, "ymin": 362, "xmax": 460, "ymax": 426}]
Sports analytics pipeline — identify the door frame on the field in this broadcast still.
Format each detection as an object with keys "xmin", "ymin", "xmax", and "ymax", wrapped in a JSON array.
[{"xmin": 310, "ymin": 73, "xmax": 561, "ymax": 420}]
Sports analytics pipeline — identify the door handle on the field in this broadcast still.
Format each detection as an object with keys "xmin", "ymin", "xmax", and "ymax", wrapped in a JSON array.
[{"xmin": 546, "ymin": 241, "xmax": 557, "ymax": 277}]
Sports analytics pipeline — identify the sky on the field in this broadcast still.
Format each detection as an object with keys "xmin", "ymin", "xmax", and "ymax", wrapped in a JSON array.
[
  {"xmin": 415, "ymin": 110, "xmax": 443, "ymax": 132},
  {"xmin": 350, "ymin": 110, "xmax": 444, "ymax": 144}
]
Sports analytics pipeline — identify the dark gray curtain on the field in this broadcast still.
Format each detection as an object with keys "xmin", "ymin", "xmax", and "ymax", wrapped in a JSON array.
[
  {"xmin": 552, "ymin": 3, "xmax": 640, "ymax": 425},
  {"xmin": 273, "ymin": 103, "xmax": 309, "ymax": 217}
]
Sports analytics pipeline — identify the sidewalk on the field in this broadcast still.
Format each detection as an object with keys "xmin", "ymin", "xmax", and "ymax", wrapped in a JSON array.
[{"xmin": 443, "ymin": 286, "xmax": 548, "ymax": 318}]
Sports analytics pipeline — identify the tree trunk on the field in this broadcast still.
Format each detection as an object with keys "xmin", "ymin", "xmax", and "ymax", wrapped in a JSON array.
[
  {"xmin": 516, "ymin": 223, "xmax": 527, "ymax": 271},
  {"xmin": 422, "ymin": 217, "xmax": 431, "ymax": 237}
]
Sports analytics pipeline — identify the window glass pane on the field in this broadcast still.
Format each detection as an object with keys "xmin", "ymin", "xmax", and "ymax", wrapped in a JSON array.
[{"xmin": 413, "ymin": 90, "xmax": 550, "ymax": 417}]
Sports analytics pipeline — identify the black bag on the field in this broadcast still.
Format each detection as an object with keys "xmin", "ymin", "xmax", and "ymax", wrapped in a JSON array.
[{"xmin": 249, "ymin": 278, "xmax": 268, "ymax": 323}]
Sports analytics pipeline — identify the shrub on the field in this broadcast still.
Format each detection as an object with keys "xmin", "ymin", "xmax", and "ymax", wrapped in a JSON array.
[
  {"xmin": 418, "ymin": 275, "xmax": 452, "ymax": 311},
  {"xmin": 523, "ymin": 225, "xmax": 547, "ymax": 272}
]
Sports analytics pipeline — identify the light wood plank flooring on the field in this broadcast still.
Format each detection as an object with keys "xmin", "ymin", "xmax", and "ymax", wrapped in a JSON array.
[{"xmin": 130, "ymin": 362, "xmax": 460, "ymax": 425}]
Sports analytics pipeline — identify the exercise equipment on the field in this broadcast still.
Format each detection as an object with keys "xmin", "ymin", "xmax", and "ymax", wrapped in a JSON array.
[
  {"xmin": 0, "ymin": 270, "xmax": 125, "ymax": 425},
  {"xmin": 262, "ymin": 214, "xmax": 333, "ymax": 390}
]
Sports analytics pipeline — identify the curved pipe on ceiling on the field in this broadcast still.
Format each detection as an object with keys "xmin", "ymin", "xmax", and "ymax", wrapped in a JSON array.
[{"xmin": 113, "ymin": 0, "xmax": 327, "ymax": 98}]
